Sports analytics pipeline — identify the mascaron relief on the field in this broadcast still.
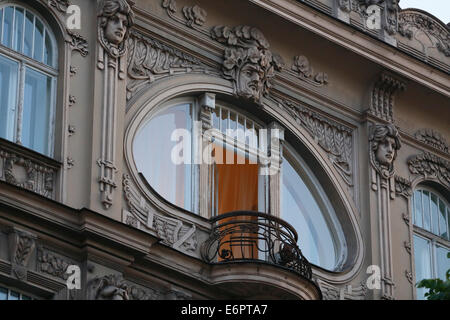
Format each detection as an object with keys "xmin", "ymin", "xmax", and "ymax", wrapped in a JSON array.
[
  {"xmin": 212, "ymin": 25, "xmax": 284, "ymax": 103},
  {"xmin": 369, "ymin": 123, "xmax": 401, "ymax": 179},
  {"xmin": 122, "ymin": 174, "xmax": 198, "ymax": 253}
]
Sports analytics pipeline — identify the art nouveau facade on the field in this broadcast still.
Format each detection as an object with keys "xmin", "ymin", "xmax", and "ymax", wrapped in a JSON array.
[{"xmin": 0, "ymin": 0, "xmax": 448, "ymax": 300}]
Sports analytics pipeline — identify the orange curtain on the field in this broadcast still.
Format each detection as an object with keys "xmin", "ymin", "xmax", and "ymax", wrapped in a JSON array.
[{"xmin": 214, "ymin": 144, "xmax": 259, "ymax": 260}]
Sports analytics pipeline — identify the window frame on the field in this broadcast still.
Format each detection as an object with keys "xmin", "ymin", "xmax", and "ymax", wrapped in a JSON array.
[
  {"xmin": 281, "ymin": 142, "xmax": 348, "ymax": 271},
  {"xmin": 412, "ymin": 185, "xmax": 450, "ymax": 299},
  {"xmin": 0, "ymin": 3, "xmax": 58, "ymax": 157}
]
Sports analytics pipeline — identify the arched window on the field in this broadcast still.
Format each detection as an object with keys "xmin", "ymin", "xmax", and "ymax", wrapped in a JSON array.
[
  {"xmin": 281, "ymin": 144, "xmax": 346, "ymax": 271},
  {"xmin": 412, "ymin": 187, "xmax": 450, "ymax": 299},
  {"xmin": 0, "ymin": 4, "xmax": 57, "ymax": 156},
  {"xmin": 133, "ymin": 95, "xmax": 348, "ymax": 271}
]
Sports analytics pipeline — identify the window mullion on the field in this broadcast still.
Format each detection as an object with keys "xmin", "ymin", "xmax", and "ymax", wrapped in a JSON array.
[
  {"xmin": 31, "ymin": 15, "xmax": 35, "ymax": 58},
  {"xmin": 15, "ymin": 60, "xmax": 25, "ymax": 144},
  {"xmin": 1, "ymin": 8, "xmax": 4, "ymax": 43}
]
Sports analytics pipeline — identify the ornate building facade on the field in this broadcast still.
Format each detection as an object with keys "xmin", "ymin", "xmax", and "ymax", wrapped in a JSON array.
[{"xmin": 0, "ymin": 0, "xmax": 448, "ymax": 300}]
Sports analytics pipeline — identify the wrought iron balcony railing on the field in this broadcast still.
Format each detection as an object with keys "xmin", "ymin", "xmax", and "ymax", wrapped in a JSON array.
[{"xmin": 201, "ymin": 211, "xmax": 312, "ymax": 280}]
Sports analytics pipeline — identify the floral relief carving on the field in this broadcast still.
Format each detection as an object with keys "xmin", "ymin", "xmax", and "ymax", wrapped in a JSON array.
[
  {"xmin": 316, "ymin": 279, "xmax": 367, "ymax": 300},
  {"xmin": 66, "ymin": 31, "xmax": 89, "ymax": 57},
  {"xmin": 398, "ymin": 10, "xmax": 450, "ymax": 57},
  {"xmin": 122, "ymin": 174, "xmax": 198, "ymax": 253},
  {"xmin": 394, "ymin": 175, "xmax": 412, "ymax": 198},
  {"xmin": 408, "ymin": 152, "xmax": 450, "ymax": 188},
  {"xmin": 291, "ymin": 55, "xmax": 329, "ymax": 87},
  {"xmin": 414, "ymin": 129, "xmax": 449, "ymax": 154},
  {"xmin": 48, "ymin": 0, "xmax": 70, "ymax": 13},
  {"xmin": 37, "ymin": 248, "xmax": 72, "ymax": 281},
  {"xmin": 0, "ymin": 149, "xmax": 56, "ymax": 199},
  {"xmin": 280, "ymin": 99, "xmax": 354, "ymax": 188},
  {"xmin": 162, "ymin": 0, "xmax": 208, "ymax": 32},
  {"xmin": 212, "ymin": 25, "xmax": 284, "ymax": 103},
  {"xmin": 126, "ymin": 30, "xmax": 213, "ymax": 101},
  {"xmin": 8, "ymin": 229, "xmax": 36, "ymax": 281},
  {"xmin": 88, "ymin": 274, "xmax": 164, "ymax": 300}
]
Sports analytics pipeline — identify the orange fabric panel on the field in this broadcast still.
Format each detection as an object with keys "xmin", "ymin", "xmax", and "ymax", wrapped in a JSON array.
[{"xmin": 214, "ymin": 144, "xmax": 259, "ymax": 260}]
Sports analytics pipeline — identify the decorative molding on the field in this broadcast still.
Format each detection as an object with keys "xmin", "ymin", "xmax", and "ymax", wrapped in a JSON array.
[
  {"xmin": 68, "ymin": 125, "xmax": 76, "ymax": 137},
  {"xmin": 405, "ymin": 270, "xmax": 413, "ymax": 284},
  {"xmin": 126, "ymin": 30, "xmax": 214, "ymax": 101},
  {"xmin": 122, "ymin": 174, "xmax": 198, "ymax": 253},
  {"xmin": 368, "ymin": 72, "xmax": 406, "ymax": 123},
  {"xmin": 408, "ymin": 152, "xmax": 450, "ymax": 188},
  {"xmin": 316, "ymin": 279, "xmax": 366, "ymax": 300},
  {"xmin": 0, "ymin": 146, "xmax": 56, "ymax": 199},
  {"xmin": 402, "ymin": 212, "xmax": 410, "ymax": 226},
  {"xmin": 368, "ymin": 122, "xmax": 402, "ymax": 300},
  {"xmin": 394, "ymin": 175, "xmax": 412, "ymax": 199},
  {"xmin": 66, "ymin": 31, "xmax": 89, "ymax": 57},
  {"xmin": 68, "ymin": 95, "xmax": 76, "ymax": 107},
  {"xmin": 398, "ymin": 10, "xmax": 450, "ymax": 57},
  {"xmin": 69, "ymin": 66, "xmax": 77, "ymax": 76},
  {"xmin": 37, "ymin": 248, "xmax": 72, "ymax": 281},
  {"xmin": 48, "ymin": 0, "xmax": 70, "ymax": 13},
  {"xmin": 211, "ymin": 25, "xmax": 284, "ymax": 103},
  {"xmin": 162, "ymin": 0, "xmax": 208, "ymax": 33},
  {"xmin": 88, "ymin": 274, "xmax": 165, "ymax": 300},
  {"xmin": 97, "ymin": 0, "xmax": 135, "ymax": 209},
  {"xmin": 290, "ymin": 55, "xmax": 328, "ymax": 87},
  {"xmin": 404, "ymin": 241, "xmax": 411, "ymax": 255},
  {"xmin": 66, "ymin": 157, "xmax": 74, "ymax": 169},
  {"xmin": 8, "ymin": 228, "xmax": 37, "ymax": 281},
  {"xmin": 414, "ymin": 129, "xmax": 449, "ymax": 154},
  {"xmin": 369, "ymin": 123, "xmax": 401, "ymax": 182},
  {"xmin": 279, "ymin": 99, "xmax": 354, "ymax": 188}
]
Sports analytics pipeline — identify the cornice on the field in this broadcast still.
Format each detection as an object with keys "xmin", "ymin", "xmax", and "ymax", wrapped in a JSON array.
[{"xmin": 248, "ymin": 0, "xmax": 450, "ymax": 97}]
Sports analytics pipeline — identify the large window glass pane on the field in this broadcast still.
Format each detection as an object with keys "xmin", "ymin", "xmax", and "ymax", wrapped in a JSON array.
[
  {"xmin": 422, "ymin": 190, "xmax": 431, "ymax": 231},
  {"xmin": 281, "ymin": 153, "xmax": 342, "ymax": 270},
  {"xmin": 13, "ymin": 7, "xmax": 24, "ymax": 52},
  {"xmin": 0, "ymin": 54, "xmax": 18, "ymax": 141},
  {"xmin": 414, "ymin": 235, "xmax": 432, "ymax": 300},
  {"xmin": 2, "ymin": 6, "xmax": 14, "ymax": 48},
  {"xmin": 24, "ymin": 10, "xmax": 33, "ymax": 57},
  {"xmin": 414, "ymin": 190, "xmax": 423, "ymax": 228},
  {"xmin": 134, "ymin": 104, "xmax": 196, "ymax": 213},
  {"xmin": 33, "ymin": 18, "xmax": 44, "ymax": 62},
  {"xmin": 436, "ymin": 246, "xmax": 450, "ymax": 281},
  {"xmin": 0, "ymin": 287, "xmax": 7, "ymax": 300},
  {"xmin": 22, "ymin": 67, "xmax": 53, "ymax": 155},
  {"xmin": 431, "ymin": 193, "xmax": 439, "ymax": 235},
  {"xmin": 438, "ymin": 199, "xmax": 448, "ymax": 239},
  {"xmin": 44, "ymin": 30, "xmax": 53, "ymax": 66}
]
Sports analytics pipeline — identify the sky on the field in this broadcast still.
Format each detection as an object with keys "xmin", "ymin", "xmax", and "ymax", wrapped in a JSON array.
[{"xmin": 400, "ymin": 0, "xmax": 450, "ymax": 24}]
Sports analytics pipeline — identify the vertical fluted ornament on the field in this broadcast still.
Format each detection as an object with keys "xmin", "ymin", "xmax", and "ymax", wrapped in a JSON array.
[
  {"xmin": 97, "ymin": 0, "xmax": 134, "ymax": 209},
  {"xmin": 369, "ymin": 123, "xmax": 401, "ymax": 299}
]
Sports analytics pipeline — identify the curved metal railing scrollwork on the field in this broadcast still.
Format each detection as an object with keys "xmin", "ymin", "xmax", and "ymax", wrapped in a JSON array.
[{"xmin": 201, "ymin": 211, "xmax": 312, "ymax": 279}]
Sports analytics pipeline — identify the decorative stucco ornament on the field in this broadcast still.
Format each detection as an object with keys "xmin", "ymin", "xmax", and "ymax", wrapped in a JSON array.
[
  {"xmin": 369, "ymin": 123, "xmax": 401, "ymax": 179},
  {"xmin": 97, "ymin": 0, "xmax": 135, "ymax": 58},
  {"xmin": 211, "ymin": 25, "xmax": 284, "ymax": 103}
]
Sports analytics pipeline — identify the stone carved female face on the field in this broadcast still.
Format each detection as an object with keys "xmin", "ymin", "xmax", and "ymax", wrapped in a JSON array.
[
  {"xmin": 376, "ymin": 135, "xmax": 396, "ymax": 166},
  {"xmin": 104, "ymin": 12, "xmax": 128, "ymax": 45},
  {"xmin": 369, "ymin": 123, "xmax": 401, "ymax": 177}
]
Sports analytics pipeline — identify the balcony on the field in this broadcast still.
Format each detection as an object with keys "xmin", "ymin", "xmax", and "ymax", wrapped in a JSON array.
[{"xmin": 201, "ymin": 211, "xmax": 313, "ymax": 280}]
